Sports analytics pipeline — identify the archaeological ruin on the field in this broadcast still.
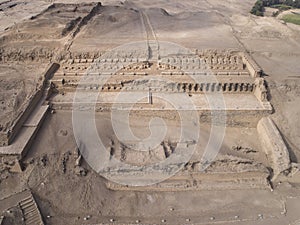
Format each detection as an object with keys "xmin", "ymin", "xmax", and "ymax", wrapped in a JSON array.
[
  {"xmin": 0, "ymin": 1, "xmax": 299, "ymax": 224},
  {"xmin": 1, "ymin": 42, "xmax": 290, "ymax": 191}
]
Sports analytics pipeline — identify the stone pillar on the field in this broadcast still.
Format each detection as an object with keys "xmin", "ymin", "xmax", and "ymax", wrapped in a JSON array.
[
  {"xmin": 149, "ymin": 89, "xmax": 153, "ymax": 104},
  {"xmin": 188, "ymin": 83, "xmax": 193, "ymax": 92},
  {"xmin": 177, "ymin": 83, "xmax": 181, "ymax": 92},
  {"xmin": 183, "ymin": 83, "xmax": 187, "ymax": 92},
  {"xmin": 238, "ymin": 83, "xmax": 242, "ymax": 92},
  {"xmin": 229, "ymin": 83, "xmax": 233, "ymax": 92},
  {"xmin": 211, "ymin": 83, "xmax": 216, "ymax": 92},
  {"xmin": 206, "ymin": 83, "xmax": 210, "ymax": 92},
  {"xmin": 249, "ymin": 84, "xmax": 254, "ymax": 92},
  {"xmin": 217, "ymin": 83, "xmax": 222, "ymax": 92},
  {"xmin": 194, "ymin": 83, "xmax": 199, "ymax": 92},
  {"xmin": 222, "ymin": 83, "xmax": 227, "ymax": 92},
  {"xmin": 200, "ymin": 83, "xmax": 204, "ymax": 92}
]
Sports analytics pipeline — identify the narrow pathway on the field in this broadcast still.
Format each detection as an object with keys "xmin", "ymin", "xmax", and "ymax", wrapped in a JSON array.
[{"xmin": 126, "ymin": 0, "xmax": 160, "ymax": 61}]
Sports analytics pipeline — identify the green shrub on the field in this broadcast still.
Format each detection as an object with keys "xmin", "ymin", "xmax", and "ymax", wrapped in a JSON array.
[{"xmin": 250, "ymin": 0, "xmax": 265, "ymax": 16}]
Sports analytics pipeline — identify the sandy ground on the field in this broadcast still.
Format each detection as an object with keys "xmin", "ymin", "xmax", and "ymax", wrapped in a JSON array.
[
  {"xmin": 0, "ymin": 111, "xmax": 296, "ymax": 225},
  {"xmin": 0, "ymin": 0, "xmax": 300, "ymax": 224}
]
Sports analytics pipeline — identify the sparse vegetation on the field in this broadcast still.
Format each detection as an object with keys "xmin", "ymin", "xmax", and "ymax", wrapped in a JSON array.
[
  {"xmin": 282, "ymin": 13, "xmax": 300, "ymax": 25},
  {"xmin": 251, "ymin": 0, "xmax": 300, "ymax": 16},
  {"xmin": 271, "ymin": 4, "xmax": 293, "ymax": 10}
]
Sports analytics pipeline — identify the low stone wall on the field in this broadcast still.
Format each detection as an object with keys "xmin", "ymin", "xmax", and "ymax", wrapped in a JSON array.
[{"xmin": 257, "ymin": 117, "xmax": 290, "ymax": 180}]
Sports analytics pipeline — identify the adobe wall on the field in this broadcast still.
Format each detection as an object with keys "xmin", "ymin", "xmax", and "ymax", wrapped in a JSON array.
[
  {"xmin": 241, "ymin": 53, "xmax": 263, "ymax": 78},
  {"xmin": 0, "ymin": 105, "xmax": 49, "ymax": 161},
  {"xmin": 0, "ymin": 91, "xmax": 42, "ymax": 147},
  {"xmin": 105, "ymin": 171, "xmax": 270, "ymax": 191},
  {"xmin": 58, "ymin": 81, "xmax": 256, "ymax": 94},
  {"xmin": 0, "ymin": 133, "xmax": 9, "ymax": 148},
  {"xmin": 0, "ymin": 63, "xmax": 59, "ymax": 147},
  {"xmin": 54, "ymin": 102, "xmax": 272, "ymax": 127},
  {"xmin": 6, "ymin": 90, "xmax": 43, "ymax": 146},
  {"xmin": 44, "ymin": 63, "xmax": 60, "ymax": 81},
  {"xmin": 257, "ymin": 117, "xmax": 291, "ymax": 180}
]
